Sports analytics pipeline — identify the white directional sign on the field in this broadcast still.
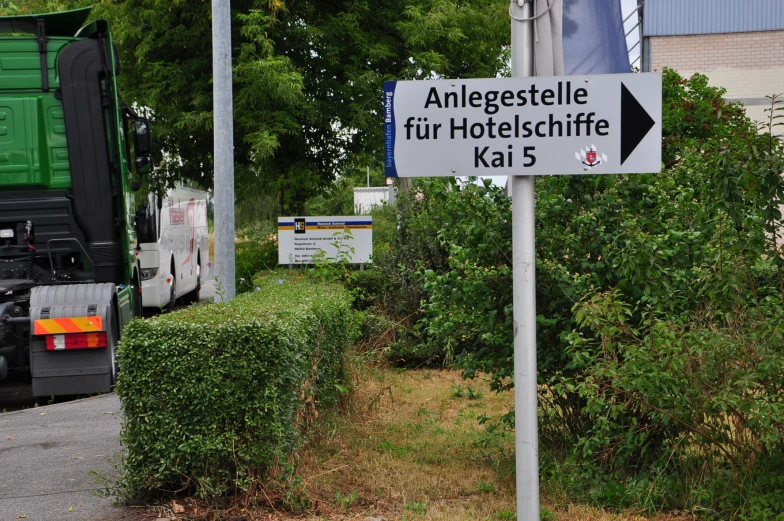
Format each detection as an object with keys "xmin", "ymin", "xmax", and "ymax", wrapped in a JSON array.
[{"xmin": 384, "ymin": 73, "xmax": 661, "ymax": 177}]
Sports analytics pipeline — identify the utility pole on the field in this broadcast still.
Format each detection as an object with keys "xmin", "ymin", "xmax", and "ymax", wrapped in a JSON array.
[
  {"xmin": 212, "ymin": 0, "xmax": 235, "ymax": 301},
  {"xmin": 510, "ymin": 1, "xmax": 539, "ymax": 521}
]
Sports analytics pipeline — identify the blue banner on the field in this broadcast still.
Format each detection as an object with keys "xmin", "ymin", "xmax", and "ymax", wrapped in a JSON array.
[{"xmin": 563, "ymin": 0, "xmax": 631, "ymax": 75}]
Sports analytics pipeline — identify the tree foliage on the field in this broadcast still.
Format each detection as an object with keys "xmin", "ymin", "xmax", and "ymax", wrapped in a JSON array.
[
  {"xmin": 0, "ymin": 0, "xmax": 88, "ymax": 16},
  {"xmin": 93, "ymin": 0, "xmax": 509, "ymax": 216}
]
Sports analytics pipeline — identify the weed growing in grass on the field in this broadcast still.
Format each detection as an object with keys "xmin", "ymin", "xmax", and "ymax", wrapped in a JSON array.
[
  {"xmin": 456, "ymin": 407, "xmax": 478, "ymax": 423},
  {"xmin": 491, "ymin": 509, "xmax": 515, "ymax": 520},
  {"xmin": 416, "ymin": 406, "xmax": 439, "ymax": 424},
  {"xmin": 415, "ymin": 452, "xmax": 445, "ymax": 465},
  {"xmin": 379, "ymin": 439, "xmax": 410, "ymax": 457},
  {"xmin": 467, "ymin": 386, "xmax": 483, "ymax": 400},
  {"xmin": 334, "ymin": 490, "xmax": 359, "ymax": 511},
  {"xmin": 405, "ymin": 500, "xmax": 429, "ymax": 515},
  {"xmin": 453, "ymin": 384, "xmax": 484, "ymax": 400},
  {"xmin": 405, "ymin": 421, "xmax": 426, "ymax": 434},
  {"xmin": 477, "ymin": 480, "xmax": 496, "ymax": 493},
  {"xmin": 279, "ymin": 474, "xmax": 311, "ymax": 515},
  {"xmin": 471, "ymin": 420, "xmax": 515, "ymax": 476},
  {"xmin": 212, "ymin": 275, "xmax": 226, "ymax": 302}
]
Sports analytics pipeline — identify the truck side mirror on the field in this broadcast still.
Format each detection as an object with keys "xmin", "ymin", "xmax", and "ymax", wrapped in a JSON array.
[
  {"xmin": 133, "ymin": 117, "xmax": 152, "ymax": 155},
  {"xmin": 133, "ymin": 116, "xmax": 153, "ymax": 175},
  {"xmin": 135, "ymin": 155, "xmax": 153, "ymax": 175}
]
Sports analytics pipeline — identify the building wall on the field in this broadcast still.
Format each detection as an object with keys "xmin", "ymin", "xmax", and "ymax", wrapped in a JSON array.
[
  {"xmin": 353, "ymin": 186, "xmax": 396, "ymax": 214},
  {"xmin": 643, "ymin": 0, "xmax": 784, "ymax": 37},
  {"xmin": 648, "ymin": 30, "xmax": 784, "ymax": 133}
]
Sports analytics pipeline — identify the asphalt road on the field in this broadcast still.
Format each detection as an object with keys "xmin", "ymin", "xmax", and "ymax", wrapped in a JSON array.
[{"xmin": 0, "ymin": 393, "xmax": 132, "ymax": 520}]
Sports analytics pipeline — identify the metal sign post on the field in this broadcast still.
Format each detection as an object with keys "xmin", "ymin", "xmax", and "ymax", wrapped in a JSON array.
[
  {"xmin": 212, "ymin": 0, "xmax": 236, "ymax": 301},
  {"xmin": 510, "ymin": 4, "xmax": 538, "ymax": 520}
]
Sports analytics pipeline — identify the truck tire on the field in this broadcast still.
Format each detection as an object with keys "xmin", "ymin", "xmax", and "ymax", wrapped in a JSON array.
[{"xmin": 132, "ymin": 270, "xmax": 142, "ymax": 318}]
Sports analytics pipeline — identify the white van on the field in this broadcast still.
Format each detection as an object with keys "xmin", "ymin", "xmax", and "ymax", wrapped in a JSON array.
[{"xmin": 134, "ymin": 186, "xmax": 209, "ymax": 309}]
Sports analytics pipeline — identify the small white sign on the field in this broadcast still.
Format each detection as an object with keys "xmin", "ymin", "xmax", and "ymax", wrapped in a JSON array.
[
  {"xmin": 384, "ymin": 73, "xmax": 662, "ymax": 177},
  {"xmin": 278, "ymin": 216, "xmax": 373, "ymax": 264}
]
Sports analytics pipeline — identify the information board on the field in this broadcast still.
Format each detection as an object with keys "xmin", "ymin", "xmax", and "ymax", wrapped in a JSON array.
[{"xmin": 278, "ymin": 216, "xmax": 373, "ymax": 264}]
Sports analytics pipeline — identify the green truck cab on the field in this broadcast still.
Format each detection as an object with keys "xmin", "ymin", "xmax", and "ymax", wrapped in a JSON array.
[{"xmin": 0, "ymin": 7, "xmax": 151, "ymax": 396}]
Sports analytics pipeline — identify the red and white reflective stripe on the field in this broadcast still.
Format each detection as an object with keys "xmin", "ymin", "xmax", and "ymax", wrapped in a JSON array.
[{"xmin": 44, "ymin": 332, "xmax": 108, "ymax": 351}]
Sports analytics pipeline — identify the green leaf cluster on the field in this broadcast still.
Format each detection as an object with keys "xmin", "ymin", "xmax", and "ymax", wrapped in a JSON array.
[
  {"xmin": 235, "ymin": 227, "xmax": 279, "ymax": 293},
  {"xmin": 92, "ymin": 0, "xmax": 509, "ymax": 216},
  {"xmin": 561, "ymin": 291, "xmax": 784, "ymax": 514},
  {"xmin": 116, "ymin": 274, "xmax": 354, "ymax": 498},
  {"xmin": 0, "ymin": 0, "xmax": 88, "ymax": 16}
]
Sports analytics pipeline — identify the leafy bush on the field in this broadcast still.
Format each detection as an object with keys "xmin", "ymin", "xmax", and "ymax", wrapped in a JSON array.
[
  {"xmin": 559, "ymin": 291, "xmax": 784, "ymax": 516},
  {"xmin": 419, "ymin": 178, "xmax": 513, "ymax": 374},
  {"xmin": 236, "ymin": 228, "xmax": 279, "ymax": 293},
  {"xmin": 344, "ymin": 178, "xmax": 456, "ymax": 366},
  {"xmin": 345, "ymin": 267, "xmax": 388, "ymax": 311},
  {"xmin": 116, "ymin": 273, "xmax": 354, "ymax": 498}
]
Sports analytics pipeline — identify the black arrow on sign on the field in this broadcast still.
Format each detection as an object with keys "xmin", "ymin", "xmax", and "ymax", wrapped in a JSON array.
[{"xmin": 620, "ymin": 82, "xmax": 655, "ymax": 165}]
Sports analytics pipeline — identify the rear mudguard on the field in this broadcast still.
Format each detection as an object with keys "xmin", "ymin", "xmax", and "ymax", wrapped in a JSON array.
[{"xmin": 29, "ymin": 283, "xmax": 118, "ymax": 397}]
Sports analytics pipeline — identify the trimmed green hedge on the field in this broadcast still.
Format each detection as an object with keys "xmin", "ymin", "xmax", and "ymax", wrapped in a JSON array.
[{"xmin": 116, "ymin": 274, "xmax": 353, "ymax": 498}]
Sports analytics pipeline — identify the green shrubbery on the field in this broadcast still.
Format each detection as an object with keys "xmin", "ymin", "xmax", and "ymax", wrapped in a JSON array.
[
  {"xmin": 116, "ymin": 274, "xmax": 354, "ymax": 499},
  {"xmin": 350, "ymin": 179, "xmax": 454, "ymax": 365},
  {"xmin": 235, "ymin": 228, "xmax": 279, "ymax": 293},
  {"xmin": 354, "ymin": 70, "xmax": 784, "ymax": 518},
  {"xmin": 558, "ymin": 291, "xmax": 784, "ymax": 513}
]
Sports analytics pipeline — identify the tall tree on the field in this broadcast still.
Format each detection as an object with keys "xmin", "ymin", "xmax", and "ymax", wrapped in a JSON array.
[
  {"xmin": 94, "ymin": 0, "xmax": 509, "ymax": 216},
  {"xmin": 0, "ymin": 0, "xmax": 88, "ymax": 15}
]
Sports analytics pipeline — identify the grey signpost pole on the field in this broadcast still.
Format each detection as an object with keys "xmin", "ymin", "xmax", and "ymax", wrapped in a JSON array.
[
  {"xmin": 510, "ymin": 1, "xmax": 539, "ymax": 520},
  {"xmin": 212, "ymin": 0, "xmax": 236, "ymax": 301}
]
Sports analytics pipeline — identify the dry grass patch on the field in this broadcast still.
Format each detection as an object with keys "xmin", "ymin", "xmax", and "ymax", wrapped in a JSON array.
[
  {"xmin": 294, "ymin": 367, "xmax": 516, "ymax": 520},
  {"xmin": 139, "ymin": 366, "xmax": 690, "ymax": 521},
  {"xmin": 284, "ymin": 366, "xmax": 688, "ymax": 521}
]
